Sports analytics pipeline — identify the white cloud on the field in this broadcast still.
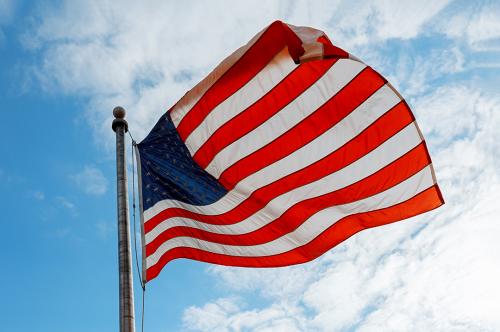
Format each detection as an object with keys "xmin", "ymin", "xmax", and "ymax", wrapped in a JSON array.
[
  {"xmin": 376, "ymin": 46, "xmax": 466, "ymax": 98},
  {"xmin": 183, "ymin": 298, "xmax": 308, "ymax": 332},
  {"xmin": 291, "ymin": 0, "xmax": 452, "ymax": 51},
  {"xmin": 183, "ymin": 297, "xmax": 241, "ymax": 332},
  {"xmin": 71, "ymin": 165, "xmax": 108, "ymax": 196},
  {"xmin": 56, "ymin": 196, "xmax": 77, "ymax": 217},
  {"xmin": 373, "ymin": 1, "xmax": 451, "ymax": 40},
  {"xmin": 414, "ymin": 85, "xmax": 483, "ymax": 148},
  {"xmin": 439, "ymin": 2, "xmax": 500, "ymax": 49},
  {"xmin": 32, "ymin": 190, "xmax": 45, "ymax": 200}
]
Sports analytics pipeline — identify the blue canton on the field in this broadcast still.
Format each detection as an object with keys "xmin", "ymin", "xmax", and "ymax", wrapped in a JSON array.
[{"xmin": 137, "ymin": 113, "xmax": 228, "ymax": 211}]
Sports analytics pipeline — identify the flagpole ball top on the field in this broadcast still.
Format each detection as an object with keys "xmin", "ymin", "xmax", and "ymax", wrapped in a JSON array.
[
  {"xmin": 112, "ymin": 106, "xmax": 128, "ymax": 132},
  {"xmin": 113, "ymin": 106, "xmax": 126, "ymax": 119}
]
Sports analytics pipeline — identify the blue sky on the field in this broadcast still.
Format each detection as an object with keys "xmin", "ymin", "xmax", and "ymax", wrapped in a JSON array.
[{"xmin": 1, "ymin": 1, "xmax": 500, "ymax": 331}]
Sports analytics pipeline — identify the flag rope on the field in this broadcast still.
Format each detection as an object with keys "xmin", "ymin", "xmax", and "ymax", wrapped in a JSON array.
[{"xmin": 129, "ymin": 130, "xmax": 146, "ymax": 332}]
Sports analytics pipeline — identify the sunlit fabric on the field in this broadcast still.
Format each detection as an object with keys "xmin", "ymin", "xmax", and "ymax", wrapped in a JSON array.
[{"xmin": 136, "ymin": 21, "xmax": 444, "ymax": 282}]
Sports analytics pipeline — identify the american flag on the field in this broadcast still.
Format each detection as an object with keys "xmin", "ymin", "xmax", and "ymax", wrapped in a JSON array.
[{"xmin": 136, "ymin": 21, "xmax": 444, "ymax": 282}]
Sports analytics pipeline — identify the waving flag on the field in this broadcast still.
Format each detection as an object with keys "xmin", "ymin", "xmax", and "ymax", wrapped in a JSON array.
[{"xmin": 136, "ymin": 21, "xmax": 444, "ymax": 282}]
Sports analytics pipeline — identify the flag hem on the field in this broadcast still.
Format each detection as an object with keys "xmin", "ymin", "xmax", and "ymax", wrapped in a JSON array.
[{"xmin": 134, "ymin": 144, "xmax": 148, "ymax": 284}]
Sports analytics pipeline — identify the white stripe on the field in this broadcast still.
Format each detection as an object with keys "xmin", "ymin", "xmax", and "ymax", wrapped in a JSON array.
[
  {"xmin": 184, "ymin": 48, "xmax": 297, "ymax": 154},
  {"xmin": 204, "ymin": 58, "xmax": 367, "ymax": 178},
  {"xmin": 143, "ymin": 84, "xmax": 400, "ymax": 221},
  {"xmin": 170, "ymin": 26, "xmax": 266, "ymax": 127},
  {"xmin": 145, "ymin": 122, "xmax": 421, "ymax": 244},
  {"xmin": 146, "ymin": 165, "xmax": 435, "ymax": 267}
]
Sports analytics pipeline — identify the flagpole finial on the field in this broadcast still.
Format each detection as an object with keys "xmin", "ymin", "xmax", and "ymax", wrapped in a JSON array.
[
  {"xmin": 112, "ymin": 106, "xmax": 128, "ymax": 132},
  {"xmin": 113, "ymin": 106, "xmax": 126, "ymax": 119}
]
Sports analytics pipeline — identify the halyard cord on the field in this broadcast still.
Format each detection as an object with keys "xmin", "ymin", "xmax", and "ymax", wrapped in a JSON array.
[{"xmin": 128, "ymin": 130, "xmax": 145, "ymax": 332}]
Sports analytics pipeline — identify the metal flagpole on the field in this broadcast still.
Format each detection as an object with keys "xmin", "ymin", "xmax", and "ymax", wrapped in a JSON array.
[{"xmin": 112, "ymin": 106, "xmax": 136, "ymax": 332}]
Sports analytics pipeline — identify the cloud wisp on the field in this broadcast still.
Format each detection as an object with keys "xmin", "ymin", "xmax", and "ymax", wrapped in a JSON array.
[
  {"xmin": 71, "ymin": 165, "xmax": 108, "ymax": 196},
  {"xmin": 55, "ymin": 195, "xmax": 77, "ymax": 217}
]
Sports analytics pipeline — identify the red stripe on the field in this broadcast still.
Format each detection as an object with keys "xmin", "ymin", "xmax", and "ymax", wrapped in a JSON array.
[
  {"xmin": 146, "ymin": 142, "xmax": 430, "ymax": 255},
  {"xmin": 176, "ymin": 21, "xmax": 304, "ymax": 141},
  {"xmin": 193, "ymin": 59, "xmax": 337, "ymax": 168},
  {"xmin": 144, "ymin": 101, "xmax": 412, "ymax": 233},
  {"xmin": 146, "ymin": 185, "xmax": 444, "ymax": 281},
  {"xmin": 317, "ymin": 35, "xmax": 349, "ymax": 59},
  {"xmin": 219, "ymin": 67, "xmax": 386, "ymax": 189}
]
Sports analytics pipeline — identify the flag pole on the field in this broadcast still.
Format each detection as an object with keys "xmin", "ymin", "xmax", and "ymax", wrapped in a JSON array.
[{"xmin": 112, "ymin": 106, "xmax": 136, "ymax": 332}]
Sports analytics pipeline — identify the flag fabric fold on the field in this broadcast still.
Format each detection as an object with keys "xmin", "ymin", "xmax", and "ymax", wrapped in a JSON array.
[{"xmin": 136, "ymin": 20, "xmax": 444, "ymax": 283}]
